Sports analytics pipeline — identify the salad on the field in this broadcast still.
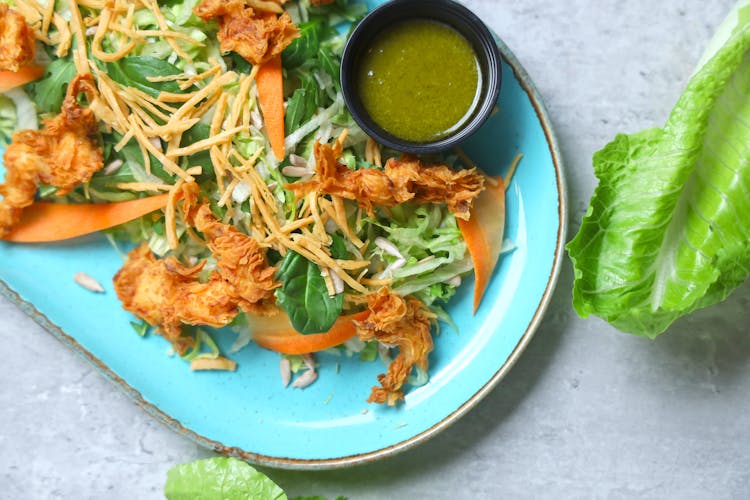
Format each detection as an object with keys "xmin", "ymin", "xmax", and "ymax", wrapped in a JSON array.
[{"xmin": 0, "ymin": 0, "xmax": 508, "ymax": 405}]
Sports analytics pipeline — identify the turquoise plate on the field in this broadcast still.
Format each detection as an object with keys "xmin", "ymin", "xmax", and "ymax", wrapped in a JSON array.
[{"xmin": 0, "ymin": 0, "xmax": 566, "ymax": 469}]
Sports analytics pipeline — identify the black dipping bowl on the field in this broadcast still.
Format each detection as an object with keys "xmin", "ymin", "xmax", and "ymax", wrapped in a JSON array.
[{"xmin": 340, "ymin": 0, "xmax": 502, "ymax": 155}]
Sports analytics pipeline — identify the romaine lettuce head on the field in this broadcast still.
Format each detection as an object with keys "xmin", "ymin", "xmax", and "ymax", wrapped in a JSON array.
[{"xmin": 568, "ymin": 2, "xmax": 750, "ymax": 337}]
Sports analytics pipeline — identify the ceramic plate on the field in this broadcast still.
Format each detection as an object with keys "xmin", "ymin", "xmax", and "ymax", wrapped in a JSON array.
[{"xmin": 0, "ymin": 0, "xmax": 566, "ymax": 469}]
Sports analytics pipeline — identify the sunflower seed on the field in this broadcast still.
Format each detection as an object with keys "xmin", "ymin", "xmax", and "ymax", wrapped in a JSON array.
[
  {"xmin": 281, "ymin": 165, "xmax": 313, "ymax": 178},
  {"xmin": 445, "ymin": 275, "xmax": 462, "ymax": 287},
  {"xmin": 301, "ymin": 353, "xmax": 316, "ymax": 371},
  {"xmin": 374, "ymin": 237, "xmax": 404, "ymax": 259},
  {"xmin": 103, "ymin": 159, "xmax": 124, "ymax": 175},
  {"xmin": 280, "ymin": 358, "xmax": 291, "ymax": 388},
  {"xmin": 292, "ymin": 369, "xmax": 318, "ymax": 389},
  {"xmin": 73, "ymin": 272, "xmax": 105, "ymax": 293}
]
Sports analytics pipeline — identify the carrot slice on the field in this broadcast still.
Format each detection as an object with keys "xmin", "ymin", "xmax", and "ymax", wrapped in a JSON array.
[
  {"xmin": 457, "ymin": 177, "xmax": 506, "ymax": 314},
  {"xmin": 2, "ymin": 194, "xmax": 169, "ymax": 243},
  {"xmin": 256, "ymin": 54, "xmax": 286, "ymax": 161},
  {"xmin": 0, "ymin": 65, "xmax": 46, "ymax": 93},
  {"xmin": 251, "ymin": 310, "xmax": 370, "ymax": 355}
]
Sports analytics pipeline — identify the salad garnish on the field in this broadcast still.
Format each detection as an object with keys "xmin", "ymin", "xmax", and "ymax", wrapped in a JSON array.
[{"xmin": 0, "ymin": 0, "xmax": 510, "ymax": 404}]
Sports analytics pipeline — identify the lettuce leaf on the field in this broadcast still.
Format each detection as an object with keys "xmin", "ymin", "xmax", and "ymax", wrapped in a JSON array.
[
  {"xmin": 567, "ymin": 2, "xmax": 750, "ymax": 337},
  {"xmin": 164, "ymin": 457, "xmax": 287, "ymax": 500},
  {"xmin": 164, "ymin": 457, "xmax": 345, "ymax": 500}
]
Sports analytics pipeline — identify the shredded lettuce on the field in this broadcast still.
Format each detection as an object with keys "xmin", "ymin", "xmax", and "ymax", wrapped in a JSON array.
[
  {"xmin": 364, "ymin": 203, "xmax": 469, "ymax": 303},
  {"xmin": 3, "ymin": 88, "xmax": 37, "ymax": 132}
]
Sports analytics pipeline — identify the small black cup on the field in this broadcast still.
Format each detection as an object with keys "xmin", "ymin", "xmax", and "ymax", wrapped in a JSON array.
[{"xmin": 340, "ymin": 0, "xmax": 502, "ymax": 155}]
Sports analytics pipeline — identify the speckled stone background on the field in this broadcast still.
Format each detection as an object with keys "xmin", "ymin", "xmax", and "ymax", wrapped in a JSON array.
[{"xmin": 2, "ymin": 0, "xmax": 749, "ymax": 498}]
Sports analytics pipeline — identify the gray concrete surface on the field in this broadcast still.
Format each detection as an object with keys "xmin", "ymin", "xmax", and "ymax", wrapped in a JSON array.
[{"xmin": 2, "ymin": 0, "xmax": 749, "ymax": 498}]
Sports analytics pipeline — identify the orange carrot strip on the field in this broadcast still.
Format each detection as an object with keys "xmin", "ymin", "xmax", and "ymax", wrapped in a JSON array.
[
  {"xmin": 2, "ymin": 194, "xmax": 169, "ymax": 243},
  {"xmin": 457, "ymin": 176, "xmax": 506, "ymax": 314},
  {"xmin": 0, "ymin": 66, "xmax": 46, "ymax": 93},
  {"xmin": 256, "ymin": 54, "xmax": 285, "ymax": 161},
  {"xmin": 251, "ymin": 310, "xmax": 370, "ymax": 354}
]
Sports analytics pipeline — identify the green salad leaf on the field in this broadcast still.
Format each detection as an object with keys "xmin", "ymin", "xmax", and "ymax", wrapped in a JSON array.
[
  {"xmin": 368, "ymin": 204, "xmax": 468, "ymax": 305},
  {"xmin": 283, "ymin": 19, "xmax": 323, "ymax": 69},
  {"xmin": 0, "ymin": 95, "xmax": 16, "ymax": 145},
  {"xmin": 567, "ymin": 2, "xmax": 750, "ymax": 337},
  {"xmin": 275, "ymin": 235, "xmax": 348, "ymax": 334},
  {"xmin": 285, "ymin": 74, "xmax": 323, "ymax": 134},
  {"xmin": 164, "ymin": 457, "xmax": 346, "ymax": 500},
  {"xmin": 26, "ymin": 57, "xmax": 77, "ymax": 114},
  {"xmin": 105, "ymin": 56, "xmax": 184, "ymax": 98},
  {"xmin": 291, "ymin": 497, "xmax": 346, "ymax": 500},
  {"xmin": 164, "ymin": 457, "xmax": 287, "ymax": 500}
]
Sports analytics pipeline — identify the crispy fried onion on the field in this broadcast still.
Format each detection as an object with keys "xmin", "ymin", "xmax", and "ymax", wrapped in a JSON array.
[
  {"xmin": 355, "ymin": 288, "xmax": 436, "ymax": 406},
  {"xmin": 113, "ymin": 201, "xmax": 279, "ymax": 354},
  {"xmin": 193, "ymin": 0, "xmax": 299, "ymax": 65},
  {"xmin": 113, "ymin": 245, "xmax": 240, "ymax": 354},
  {"xmin": 287, "ymin": 140, "xmax": 486, "ymax": 220},
  {"xmin": 0, "ymin": 75, "xmax": 104, "ymax": 237},
  {"xmin": 192, "ymin": 204, "xmax": 279, "ymax": 315},
  {"xmin": 0, "ymin": 4, "xmax": 36, "ymax": 72}
]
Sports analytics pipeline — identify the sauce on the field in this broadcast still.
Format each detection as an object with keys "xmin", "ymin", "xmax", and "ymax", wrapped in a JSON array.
[{"xmin": 357, "ymin": 19, "xmax": 481, "ymax": 143}]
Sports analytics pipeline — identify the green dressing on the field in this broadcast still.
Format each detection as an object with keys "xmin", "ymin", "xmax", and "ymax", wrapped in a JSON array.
[{"xmin": 357, "ymin": 19, "xmax": 481, "ymax": 143}]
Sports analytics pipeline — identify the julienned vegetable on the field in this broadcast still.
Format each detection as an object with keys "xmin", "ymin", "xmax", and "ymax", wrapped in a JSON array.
[
  {"xmin": 257, "ymin": 54, "xmax": 286, "ymax": 161},
  {"xmin": 251, "ymin": 310, "xmax": 370, "ymax": 355},
  {"xmin": 457, "ymin": 176, "xmax": 506, "ymax": 313},
  {"xmin": 0, "ymin": 65, "xmax": 45, "ymax": 93},
  {"xmin": 3, "ymin": 195, "xmax": 169, "ymax": 243},
  {"xmin": 567, "ymin": 1, "xmax": 750, "ymax": 337}
]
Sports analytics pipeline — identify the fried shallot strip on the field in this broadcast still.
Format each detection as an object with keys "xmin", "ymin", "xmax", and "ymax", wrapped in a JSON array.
[
  {"xmin": 355, "ymin": 288, "xmax": 435, "ymax": 406},
  {"xmin": 287, "ymin": 141, "xmax": 486, "ymax": 220},
  {"xmin": 0, "ymin": 75, "xmax": 104, "ymax": 237},
  {"xmin": 113, "ymin": 244, "xmax": 239, "ymax": 354},
  {"xmin": 193, "ymin": 0, "xmax": 299, "ymax": 65},
  {"xmin": 192, "ymin": 204, "xmax": 280, "ymax": 315},
  {"xmin": 0, "ymin": 4, "xmax": 36, "ymax": 72},
  {"xmin": 114, "ymin": 202, "xmax": 280, "ymax": 353}
]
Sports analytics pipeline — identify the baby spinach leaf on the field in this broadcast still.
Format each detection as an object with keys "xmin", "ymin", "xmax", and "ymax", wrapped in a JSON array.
[
  {"xmin": 276, "ymin": 252, "xmax": 343, "ymax": 334},
  {"xmin": 181, "ymin": 122, "xmax": 213, "ymax": 176},
  {"xmin": 276, "ymin": 236, "xmax": 348, "ymax": 334},
  {"xmin": 329, "ymin": 233, "xmax": 349, "ymax": 260}
]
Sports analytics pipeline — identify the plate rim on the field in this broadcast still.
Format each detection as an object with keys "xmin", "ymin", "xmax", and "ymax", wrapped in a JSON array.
[{"xmin": 0, "ymin": 34, "xmax": 568, "ymax": 470}]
